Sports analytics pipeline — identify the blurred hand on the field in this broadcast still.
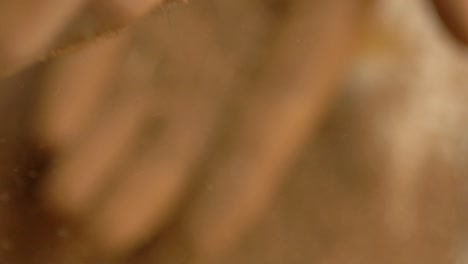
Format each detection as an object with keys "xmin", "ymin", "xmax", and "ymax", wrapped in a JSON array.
[
  {"xmin": 30, "ymin": 0, "xmax": 468, "ymax": 263},
  {"xmin": 0, "ymin": 0, "xmax": 168, "ymax": 76},
  {"xmin": 34, "ymin": 0, "xmax": 369, "ymax": 261}
]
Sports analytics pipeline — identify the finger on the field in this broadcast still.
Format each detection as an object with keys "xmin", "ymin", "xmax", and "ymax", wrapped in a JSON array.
[
  {"xmin": 39, "ymin": 42, "xmax": 158, "ymax": 262},
  {"xmin": 86, "ymin": 106, "xmax": 217, "ymax": 256},
  {"xmin": 40, "ymin": 45, "xmax": 154, "ymax": 217},
  {"xmin": 86, "ymin": 91, "xmax": 229, "ymax": 256},
  {"xmin": 84, "ymin": 8, "xmax": 234, "ymax": 255},
  {"xmin": 35, "ymin": 33, "xmax": 128, "ymax": 149},
  {"xmin": 41, "ymin": 85, "xmax": 150, "ymax": 217},
  {"xmin": 180, "ymin": 1, "xmax": 370, "ymax": 261},
  {"xmin": 432, "ymin": 0, "xmax": 468, "ymax": 44},
  {"xmin": 0, "ymin": 0, "xmax": 90, "ymax": 76}
]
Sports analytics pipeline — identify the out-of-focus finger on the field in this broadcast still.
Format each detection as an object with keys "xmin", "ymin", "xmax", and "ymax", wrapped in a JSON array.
[
  {"xmin": 83, "ymin": 7, "xmax": 235, "ymax": 255},
  {"xmin": 38, "ymin": 41, "xmax": 160, "ymax": 263},
  {"xmin": 86, "ymin": 107, "xmax": 217, "ymax": 257},
  {"xmin": 180, "ymin": 1, "xmax": 370, "ymax": 261},
  {"xmin": 41, "ymin": 59, "xmax": 151, "ymax": 218},
  {"xmin": 36, "ymin": 33, "xmax": 128, "ymax": 149},
  {"xmin": 42, "ymin": 94, "xmax": 149, "ymax": 217},
  {"xmin": 432, "ymin": 0, "xmax": 468, "ymax": 44},
  {"xmin": 0, "ymin": 0, "xmax": 90, "ymax": 76}
]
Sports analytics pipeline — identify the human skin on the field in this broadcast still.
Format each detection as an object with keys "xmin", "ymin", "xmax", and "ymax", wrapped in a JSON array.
[
  {"xmin": 0, "ymin": 0, "xmax": 168, "ymax": 77},
  {"xmin": 0, "ymin": 0, "xmax": 466, "ymax": 77},
  {"xmin": 0, "ymin": 0, "xmax": 467, "ymax": 263},
  {"xmin": 36, "ymin": 0, "xmax": 371, "ymax": 261},
  {"xmin": 432, "ymin": 0, "xmax": 468, "ymax": 44}
]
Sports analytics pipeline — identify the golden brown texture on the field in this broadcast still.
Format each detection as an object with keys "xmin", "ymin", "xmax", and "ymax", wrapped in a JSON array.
[
  {"xmin": 0, "ymin": 0, "xmax": 172, "ymax": 77},
  {"xmin": 432, "ymin": 0, "xmax": 468, "ymax": 44},
  {"xmin": 0, "ymin": 0, "xmax": 467, "ymax": 264}
]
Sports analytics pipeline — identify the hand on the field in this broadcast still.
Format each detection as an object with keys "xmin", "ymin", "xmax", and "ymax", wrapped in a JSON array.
[
  {"xmin": 34, "ymin": 0, "xmax": 369, "ymax": 261},
  {"xmin": 32, "ymin": 0, "xmax": 468, "ymax": 263}
]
